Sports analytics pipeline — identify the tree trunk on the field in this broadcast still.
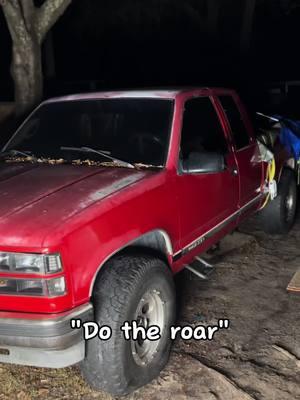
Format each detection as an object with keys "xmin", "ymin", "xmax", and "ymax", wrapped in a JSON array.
[
  {"xmin": 2, "ymin": 0, "xmax": 72, "ymax": 117},
  {"xmin": 12, "ymin": 38, "xmax": 43, "ymax": 117}
]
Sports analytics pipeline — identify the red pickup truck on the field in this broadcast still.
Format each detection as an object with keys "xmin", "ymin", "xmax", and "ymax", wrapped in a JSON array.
[{"xmin": 0, "ymin": 88, "xmax": 297, "ymax": 395}]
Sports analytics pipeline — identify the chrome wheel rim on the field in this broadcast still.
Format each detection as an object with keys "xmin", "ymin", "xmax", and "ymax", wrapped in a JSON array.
[{"xmin": 131, "ymin": 289, "xmax": 165, "ymax": 366}]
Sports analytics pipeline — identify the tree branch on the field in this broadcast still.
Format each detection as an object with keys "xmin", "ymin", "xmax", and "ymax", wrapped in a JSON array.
[
  {"xmin": 36, "ymin": 0, "xmax": 72, "ymax": 44},
  {"xmin": 19, "ymin": 0, "xmax": 35, "ymax": 32},
  {"xmin": 0, "ymin": 0, "xmax": 28, "ymax": 44}
]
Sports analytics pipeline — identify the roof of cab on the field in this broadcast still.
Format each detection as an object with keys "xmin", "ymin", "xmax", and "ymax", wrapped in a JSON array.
[{"xmin": 44, "ymin": 87, "xmax": 234, "ymax": 104}]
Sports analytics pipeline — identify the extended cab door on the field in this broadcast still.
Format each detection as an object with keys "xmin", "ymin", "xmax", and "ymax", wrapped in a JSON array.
[
  {"xmin": 217, "ymin": 94, "xmax": 263, "ymax": 208},
  {"xmin": 177, "ymin": 96, "xmax": 239, "ymax": 250}
]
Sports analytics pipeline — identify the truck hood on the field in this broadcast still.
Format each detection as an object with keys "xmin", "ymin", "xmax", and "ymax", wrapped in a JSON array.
[{"xmin": 0, "ymin": 162, "xmax": 152, "ymax": 248}]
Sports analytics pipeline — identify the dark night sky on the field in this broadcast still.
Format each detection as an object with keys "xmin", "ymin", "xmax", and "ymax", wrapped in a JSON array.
[{"xmin": 1, "ymin": 0, "xmax": 300, "ymax": 106}]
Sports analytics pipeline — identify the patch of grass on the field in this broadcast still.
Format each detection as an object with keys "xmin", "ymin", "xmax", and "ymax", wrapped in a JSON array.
[{"xmin": 0, "ymin": 365, "xmax": 112, "ymax": 400}]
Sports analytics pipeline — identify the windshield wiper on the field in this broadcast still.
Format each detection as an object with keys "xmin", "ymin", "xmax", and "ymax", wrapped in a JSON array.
[
  {"xmin": 0, "ymin": 149, "xmax": 37, "ymax": 160},
  {"xmin": 60, "ymin": 146, "xmax": 135, "ymax": 169}
]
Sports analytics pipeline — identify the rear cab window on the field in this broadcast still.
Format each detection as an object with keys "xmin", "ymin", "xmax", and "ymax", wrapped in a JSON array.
[{"xmin": 218, "ymin": 96, "xmax": 251, "ymax": 150}]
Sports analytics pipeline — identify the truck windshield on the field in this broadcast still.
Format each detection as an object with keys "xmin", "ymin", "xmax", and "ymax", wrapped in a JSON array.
[{"xmin": 4, "ymin": 98, "xmax": 174, "ymax": 167}]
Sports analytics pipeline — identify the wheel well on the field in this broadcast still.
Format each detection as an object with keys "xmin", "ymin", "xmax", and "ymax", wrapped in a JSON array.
[
  {"xmin": 119, "ymin": 245, "xmax": 170, "ymax": 265},
  {"xmin": 127, "ymin": 229, "xmax": 173, "ymax": 257},
  {"xmin": 89, "ymin": 230, "xmax": 173, "ymax": 296}
]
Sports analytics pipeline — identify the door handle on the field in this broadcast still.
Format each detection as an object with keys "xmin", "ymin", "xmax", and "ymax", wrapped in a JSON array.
[{"xmin": 231, "ymin": 168, "xmax": 239, "ymax": 176}]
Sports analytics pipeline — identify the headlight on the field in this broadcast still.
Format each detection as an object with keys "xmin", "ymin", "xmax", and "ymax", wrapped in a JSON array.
[
  {"xmin": 0, "ymin": 276, "xmax": 66, "ymax": 297},
  {"xmin": 0, "ymin": 253, "xmax": 62, "ymax": 274},
  {"xmin": 0, "ymin": 253, "xmax": 66, "ymax": 297}
]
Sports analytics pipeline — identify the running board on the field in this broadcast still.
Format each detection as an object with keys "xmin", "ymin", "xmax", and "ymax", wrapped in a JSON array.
[{"xmin": 185, "ymin": 256, "xmax": 214, "ymax": 280}]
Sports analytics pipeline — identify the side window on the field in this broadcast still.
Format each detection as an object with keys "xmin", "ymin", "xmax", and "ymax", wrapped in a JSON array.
[
  {"xmin": 180, "ymin": 97, "xmax": 228, "ymax": 161},
  {"xmin": 219, "ymin": 96, "xmax": 250, "ymax": 150}
]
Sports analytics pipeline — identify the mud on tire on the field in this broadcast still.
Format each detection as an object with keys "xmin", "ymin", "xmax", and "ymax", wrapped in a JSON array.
[{"xmin": 80, "ymin": 254, "xmax": 176, "ymax": 396}]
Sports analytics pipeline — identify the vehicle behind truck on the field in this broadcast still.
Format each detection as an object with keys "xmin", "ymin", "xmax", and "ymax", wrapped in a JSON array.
[{"xmin": 0, "ymin": 88, "xmax": 297, "ymax": 396}]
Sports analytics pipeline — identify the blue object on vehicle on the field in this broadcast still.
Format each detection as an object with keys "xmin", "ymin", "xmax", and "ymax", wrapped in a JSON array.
[{"xmin": 274, "ymin": 115, "xmax": 300, "ymax": 160}]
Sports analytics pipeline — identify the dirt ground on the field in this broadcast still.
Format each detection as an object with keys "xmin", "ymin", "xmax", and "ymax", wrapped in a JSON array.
[{"xmin": 0, "ymin": 215, "xmax": 299, "ymax": 400}]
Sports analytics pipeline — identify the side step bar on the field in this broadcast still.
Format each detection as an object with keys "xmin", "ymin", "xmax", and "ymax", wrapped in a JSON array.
[{"xmin": 185, "ymin": 256, "xmax": 214, "ymax": 280}]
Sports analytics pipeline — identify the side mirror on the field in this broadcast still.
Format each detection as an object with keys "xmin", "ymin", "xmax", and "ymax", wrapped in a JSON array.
[{"xmin": 182, "ymin": 151, "xmax": 225, "ymax": 174}]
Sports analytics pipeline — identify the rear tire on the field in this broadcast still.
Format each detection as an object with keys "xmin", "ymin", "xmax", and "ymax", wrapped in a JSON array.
[
  {"xmin": 80, "ymin": 254, "xmax": 175, "ymax": 396},
  {"xmin": 259, "ymin": 169, "xmax": 297, "ymax": 234}
]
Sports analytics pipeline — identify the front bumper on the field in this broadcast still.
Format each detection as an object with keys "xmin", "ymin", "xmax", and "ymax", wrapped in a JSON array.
[{"xmin": 0, "ymin": 303, "xmax": 93, "ymax": 368}]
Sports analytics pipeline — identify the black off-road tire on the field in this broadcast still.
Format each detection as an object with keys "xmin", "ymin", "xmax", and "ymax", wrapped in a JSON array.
[
  {"xmin": 259, "ymin": 169, "xmax": 297, "ymax": 234},
  {"xmin": 80, "ymin": 254, "xmax": 176, "ymax": 396}
]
